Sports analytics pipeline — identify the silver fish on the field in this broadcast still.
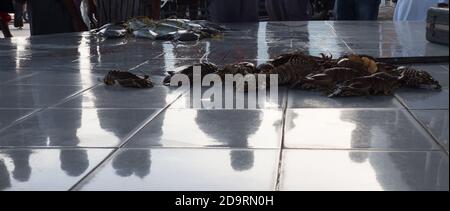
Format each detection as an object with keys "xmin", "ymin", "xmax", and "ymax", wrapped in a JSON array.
[
  {"xmin": 97, "ymin": 24, "xmax": 127, "ymax": 39},
  {"xmin": 133, "ymin": 28, "xmax": 158, "ymax": 39},
  {"xmin": 148, "ymin": 22, "xmax": 183, "ymax": 36},
  {"xmin": 160, "ymin": 19, "xmax": 189, "ymax": 28},
  {"xmin": 127, "ymin": 18, "xmax": 148, "ymax": 31},
  {"xmin": 174, "ymin": 30, "xmax": 200, "ymax": 42},
  {"xmin": 190, "ymin": 20, "xmax": 228, "ymax": 31}
]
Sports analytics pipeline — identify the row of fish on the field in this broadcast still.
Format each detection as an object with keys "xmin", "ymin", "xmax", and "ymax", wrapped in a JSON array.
[
  {"xmin": 102, "ymin": 52, "xmax": 442, "ymax": 98},
  {"xmin": 95, "ymin": 17, "xmax": 226, "ymax": 41},
  {"xmin": 162, "ymin": 53, "xmax": 442, "ymax": 97}
]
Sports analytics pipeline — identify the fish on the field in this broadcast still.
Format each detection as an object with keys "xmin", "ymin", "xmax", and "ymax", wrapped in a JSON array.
[
  {"xmin": 190, "ymin": 20, "xmax": 228, "ymax": 32},
  {"xmin": 133, "ymin": 28, "xmax": 159, "ymax": 40},
  {"xmin": 127, "ymin": 18, "xmax": 148, "ymax": 31},
  {"xmin": 160, "ymin": 19, "xmax": 190, "ymax": 28},
  {"xmin": 96, "ymin": 23, "xmax": 127, "ymax": 39},
  {"xmin": 148, "ymin": 22, "xmax": 182, "ymax": 36},
  {"xmin": 98, "ymin": 18, "xmax": 227, "ymax": 41},
  {"xmin": 174, "ymin": 30, "xmax": 200, "ymax": 42}
]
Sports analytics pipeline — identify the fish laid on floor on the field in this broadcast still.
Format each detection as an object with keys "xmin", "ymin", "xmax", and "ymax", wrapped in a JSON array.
[
  {"xmin": 102, "ymin": 52, "xmax": 442, "ymax": 98},
  {"xmin": 96, "ymin": 17, "xmax": 226, "ymax": 42},
  {"xmin": 103, "ymin": 70, "xmax": 153, "ymax": 89},
  {"xmin": 95, "ymin": 23, "xmax": 128, "ymax": 39}
]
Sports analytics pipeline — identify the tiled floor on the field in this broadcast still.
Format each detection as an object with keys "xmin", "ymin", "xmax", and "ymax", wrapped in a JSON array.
[{"xmin": 0, "ymin": 21, "xmax": 448, "ymax": 191}]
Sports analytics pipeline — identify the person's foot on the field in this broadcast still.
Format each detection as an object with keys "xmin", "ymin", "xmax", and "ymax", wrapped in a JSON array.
[
  {"xmin": 4, "ymin": 32, "xmax": 13, "ymax": 38},
  {"xmin": 14, "ymin": 21, "xmax": 24, "ymax": 29},
  {"xmin": 0, "ymin": 20, "xmax": 13, "ymax": 38}
]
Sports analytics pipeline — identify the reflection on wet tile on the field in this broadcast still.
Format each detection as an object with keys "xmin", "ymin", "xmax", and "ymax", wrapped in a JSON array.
[
  {"xmin": 0, "ymin": 109, "xmax": 157, "ymax": 147},
  {"xmin": 0, "ymin": 72, "xmax": 35, "ymax": 85},
  {"xmin": 158, "ymin": 42, "xmax": 214, "ymax": 60},
  {"xmin": 76, "ymin": 149, "xmax": 278, "ymax": 191},
  {"xmin": 288, "ymin": 90, "xmax": 402, "ymax": 108},
  {"xmin": 170, "ymin": 86, "xmax": 286, "ymax": 109},
  {"xmin": 0, "ymin": 109, "xmax": 34, "ymax": 130},
  {"xmin": 396, "ymin": 88, "xmax": 449, "ymax": 110},
  {"xmin": 0, "ymin": 148, "xmax": 112, "ymax": 191},
  {"xmin": 136, "ymin": 59, "xmax": 201, "ymax": 75},
  {"xmin": 442, "ymin": 65, "xmax": 449, "ymax": 71},
  {"xmin": 0, "ymin": 85, "xmax": 86, "ymax": 108},
  {"xmin": 56, "ymin": 85, "xmax": 184, "ymax": 109},
  {"xmin": 280, "ymin": 150, "xmax": 449, "ymax": 191},
  {"xmin": 0, "ymin": 21, "xmax": 449, "ymax": 191},
  {"xmin": 412, "ymin": 110, "xmax": 449, "ymax": 150},
  {"xmin": 284, "ymin": 109, "xmax": 437, "ymax": 150},
  {"xmin": 126, "ymin": 109, "xmax": 283, "ymax": 148},
  {"xmin": 8, "ymin": 71, "xmax": 101, "ymax": 86}
]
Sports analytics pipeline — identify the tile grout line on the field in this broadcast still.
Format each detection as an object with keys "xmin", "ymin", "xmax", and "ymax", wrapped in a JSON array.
[
  {"xmin": 68, "ymin": 88, "xmax": 187, "ymax": 191},
  {"xmin": 394, "ymin": 94, "xmax": 449, "ymax": 156},
  {"xmin": 325, "ymin": 22, "xmax": 355, "ymax": 54},
  {"xmin": 0, "ymin": 146, "xmax": 116, "ymax": 150},
  {"xmin": 116, "ymin": 87, "xmax": 190, "ymax": 148},
  {"xmin": 117, "ymin": 96, "xmax": 185, "ymax": 148},
  {"xmin": 0, "ymin": 72, "xmax": 39, "ymax": 85},
  {"xmin": 0, "ymin": 84, "xmax": 101, "ymax": 133},
  {"xmin": 277, "ymin": 148, "xmax": 444, "ymax": 152},
  {"xmin": 274, "ymin": 88, "xmax": 289, "ymax": 191},
  {"xmin": 68, "ymin": 148, "xmax": 119, "ymax": 191},
  {"xmin": 440, "ymin": 64, "xmax": 449, "ymax": 71},
  {"xmin": 0, "ymin": 109, "xmax": 38, "ymax": 132}
]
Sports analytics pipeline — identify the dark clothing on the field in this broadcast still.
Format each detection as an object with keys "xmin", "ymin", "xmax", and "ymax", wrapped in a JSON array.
[
  {"xmin": 336, "ymin": 0, "xmax": 381, "ymax": 20},
  {"xmin": 28, "ymin": 0, "xmax": 75, "ymax": 35},
  {"xmin": 265, "ymin": 0, "xmax": 309, "ymax": 21},
  {"xmin": 208, "ymin": 0, "xmax": 259, "ymax": 23},
  {"xmin": 97, "ymin": 0, "xmax": 152, "ymax": 26},
  {"xmin": 0, "ymin": 0, "xmax": 14, "ymax": 12},
  {"xmin": 177, "ymin": 0, "xmax": 200, "ymax": 20},
  {"xmin": 0, "ymin": 0, "xmax": 14, "ymax": 38},
  {"xmin": 14, "ymin": 0, "xmax": 25, "ymax": 28}
]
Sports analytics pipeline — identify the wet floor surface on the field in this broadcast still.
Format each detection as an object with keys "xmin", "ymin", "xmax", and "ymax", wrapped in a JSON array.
[{"xmin": 0, "ymin": 21, "xmax": 448, "ymax": 191}]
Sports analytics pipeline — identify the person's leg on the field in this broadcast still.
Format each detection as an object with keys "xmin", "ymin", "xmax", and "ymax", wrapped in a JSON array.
[
  {"xmin": 28, "ymin": 0, "xmax": 76, "ymax": 35},
  {"xmin": 149, "ymin": 0, "xmax": 160, "ymax": 20},
  {"xmin": 188, "ymin": 0, "xmax": 200, "ymax": 20},
  {"xmin": 266, "ymin": 0, "xmax": 285, "ymax": 21},
  {"xmin": 14, "ymin": 0, "xmax": 24, "ymax": 28},
  {"xmin": 282, "ymin": 0, "xmax": 309, "ymax": 21},
  {"xmin": 62, "ymin": 0, "xmax": 88, "ymax": 32},
  {"xmin": 208, "ymin": 0, "xmax": 258, "ymax": 23},
  {"xmin": 239, "ymin": 0, "xmax": 259, "ymax": 22},
  {"xmin": 355, "ymin": 0, "xmax": 381, "ymax": 20},
  {"xmin": 23, "ymin": 2, "xmax": 29, "ymax": 23},
  {"xmin": 96, "ymin": 0, "xmax": 109, "ymax": 26},
  {"xmin": 0, "ymin": 13, "xmax": 13, "ymax": 38},
  {"xmin": 336, "ymin": 0, "xmax": 356, "ymax": 20},
  {"xmin": 208, "ymin": 0, "xmax": 242, "ymax": 22},
  {"xmin": 177, "ymin": 0, "xmax": 188, "ymax": 18}
]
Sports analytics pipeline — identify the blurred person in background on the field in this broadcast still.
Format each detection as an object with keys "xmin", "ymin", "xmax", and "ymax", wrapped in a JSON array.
[
  {"xmin": 96, "ymin": 0, "xmax": 160, "ymax": 26},
  {"xmin": 394, "ymin": 0, "xmax": 449, "ymax": 21},
  {"xmin": 14, "ymin": 0, "xmax": 26, "ymax": 29},
  {"xmin": 207, "ymin": 0, "xmax": 259, "ymax": 22},
  {"xmin": 335, "ymin": 0, "xmax": 382, "ymax": 20},
  {"xmin": 265, "ymin": 0, "xmax": 309, "ymax": 21},
  {"xmin": 28, "ymin": 0, "xmax": 87, "ymax": 35},
  {"xmin": 0, "ymin": 0, "xmax": 14, "ymax": 38},
  {"xmin": 177, "ymin": 0, "xmax": 200, "ymax": 19}
]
